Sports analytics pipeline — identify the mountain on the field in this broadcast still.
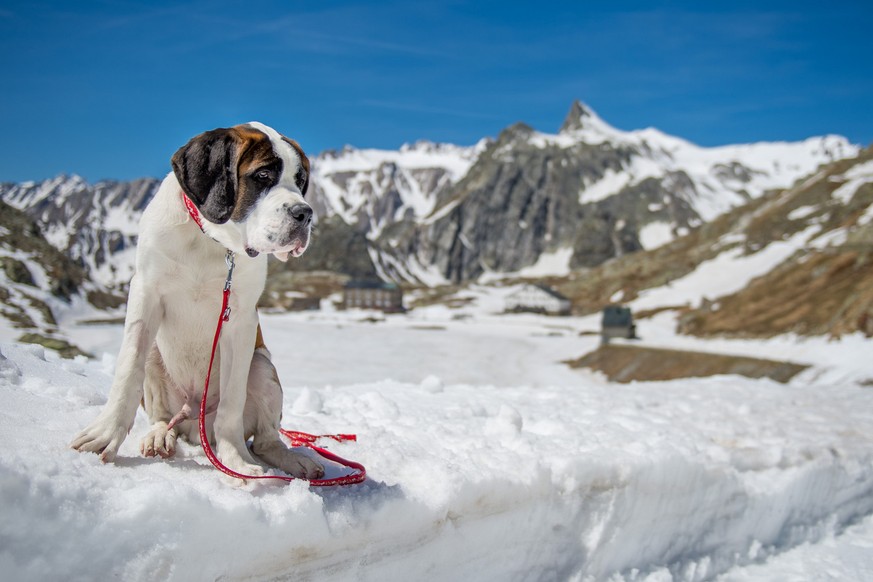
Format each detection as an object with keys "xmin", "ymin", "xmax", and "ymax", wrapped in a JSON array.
[
  {"xmin": 1, "ymin": 102, "xmax": 857, "ymax": 291},
  {"xmin": 549, "ymin": 145, "xmax": 873, "ymax": 339},
  {"xmin": 0, "ymin": 101, "xmax": 863, "ymax": 347},
  {"xmin": 1, "ymin": 174, "xmax": 159, "ymax": 291},
  {"xmin": 308, "ymin": 140, "xmax": 488, "ymax": 237},
  {"xmin": 0, "ymin": 197, "xmax": 104, "ymax": 356},
  {"xmin": 360, "ymin": 101, "xmax": 856, "ymax": 283}
]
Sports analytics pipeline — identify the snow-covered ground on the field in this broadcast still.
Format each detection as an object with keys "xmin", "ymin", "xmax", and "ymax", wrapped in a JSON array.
[{"xmin": 2, "ymin": 294, "xmax": 873, "ymax": 581}]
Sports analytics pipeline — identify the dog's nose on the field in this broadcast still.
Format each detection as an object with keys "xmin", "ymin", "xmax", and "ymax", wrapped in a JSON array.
[{"xmin": 286, "ymin": 203, "xmax": 313, "ymax": 225}]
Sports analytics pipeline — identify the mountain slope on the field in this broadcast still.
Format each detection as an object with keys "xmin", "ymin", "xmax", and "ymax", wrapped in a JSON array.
[
  {"xmin": 1, "ymin": 174, "xmax": 159, "ymax": 290},
  {"xmin": 679, "ymin": 148, "xmax": 873, "ymax": 338},
  {"xmin": 365, "ymin": 101, "xmax": 856, "ymax": 283},
  {"xmin": 0, "ymin": 199, "xmax": 100, "ymax": 356},
  {"xmin": 550, "ymin": 146, "xmax": 873, "ymax": 339}
]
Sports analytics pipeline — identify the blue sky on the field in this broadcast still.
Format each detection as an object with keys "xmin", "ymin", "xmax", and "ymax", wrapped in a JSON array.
[{"xmin": 1, "ymin": 1, "xmax": 871, "ymax": 182}]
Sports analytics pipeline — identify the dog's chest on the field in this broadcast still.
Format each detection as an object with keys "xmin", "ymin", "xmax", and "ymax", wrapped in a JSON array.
[{"xmin": 149, "ymin": 247, "xmax": 266, "ymax": 385}]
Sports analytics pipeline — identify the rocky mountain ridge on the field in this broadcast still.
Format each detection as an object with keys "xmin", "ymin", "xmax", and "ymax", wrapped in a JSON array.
[
  {"xmin": 0, "ymin": 101, "xmax": 864, "ymax": 351},
  {"xmin": 362, "ymin": 102, "xmax": 855, "ymax": 283}
]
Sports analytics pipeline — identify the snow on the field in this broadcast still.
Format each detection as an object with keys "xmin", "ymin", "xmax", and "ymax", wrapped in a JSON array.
[
  {"xmin": 580, "ymin": 167, "xmax": 631, "ymax": 204},
  {"xmin": 2, "ymin": 291, "xmax": 873, "ymax": 581},
  {"xmin": 831, "ymin": 159, "xmax": 873, "ymax": 205},
  {"xmin": 312, "ymin": 140, "xmax": 487, "ymax": 226},
  {"xmin": 787, "ymin": 205, "xmax": 819, "ymax": 221},
  {"xmin": 514, "ymin": 246, "xmax": 574, "ymax": 279},
  {"xmin": 717, "ymin": 514, "xmax": 873, "ymax": 581},
  {"xmin": 639, "ymin": 222, "xmax": 674, "ymax": 250},
  {"xmin": 476, "ymin": 247, "xmax": 575, "ymax": 283},
  {"xmin": 631, "ymin": 231, "xmax": 806, "ymax": 312}
]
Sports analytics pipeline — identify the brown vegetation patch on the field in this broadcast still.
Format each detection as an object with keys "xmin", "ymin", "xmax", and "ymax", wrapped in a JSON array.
[
  {"xmin": 18, "ymin": 333, "xmax": 91, "ymax": 359},
  {"xmin": 566, "ymin": 344, "xmax": 808, "ymax": 384},
  {"xmin": 679, "ymin": 249, "xmax": 873, "ymax": 338},
  {"xmin": 259, "ymin": 270, "xmax": 349, "ymax": 310}
]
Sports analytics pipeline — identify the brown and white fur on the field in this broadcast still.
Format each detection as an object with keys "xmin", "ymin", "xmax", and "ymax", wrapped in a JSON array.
[{"xmin": 71, "ymin": 122, "xmax": 323, "ymax": 481}]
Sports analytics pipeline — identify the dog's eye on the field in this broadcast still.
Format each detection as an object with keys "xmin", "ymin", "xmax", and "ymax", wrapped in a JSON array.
[
  {"xmin": 254, "ymin": 169, "xmax": 273, "ymax": 182},
  {"xmin": 295, "ymin": 168, "xmax": 308, "ymax": 192}
]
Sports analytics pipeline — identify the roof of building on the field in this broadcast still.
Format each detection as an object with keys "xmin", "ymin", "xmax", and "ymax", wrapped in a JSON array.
[
  {"xmin": 345, "ymin": 280, "xmax": 400, "ymax": 290},
  {"xmin": 507, "ymin": 283, "xmax": 569, "ymax": 302},
  {"xmin": 602, "ymin": 305, "xmax": 633, "ymax": 326}
]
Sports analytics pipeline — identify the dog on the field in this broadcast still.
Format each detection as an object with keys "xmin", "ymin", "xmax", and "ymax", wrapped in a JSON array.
[{"xmin": 71, "ymin": 122, "xmax": 324, "ymax": 481}]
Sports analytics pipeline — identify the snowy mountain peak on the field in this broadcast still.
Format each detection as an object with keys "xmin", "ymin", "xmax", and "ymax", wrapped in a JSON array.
[
  {"xmin": 559, "ymin": 100, "xmax": 596, "ymax": 132},
  {"xmin": 558, "ymin": 100, "xmax": 623, "ymax": 141}
]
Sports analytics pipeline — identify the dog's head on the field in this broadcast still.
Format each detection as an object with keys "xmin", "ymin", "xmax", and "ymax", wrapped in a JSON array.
[{"xmin": 171, "ymin": 122, "xmax": 312, "ymax": 261}]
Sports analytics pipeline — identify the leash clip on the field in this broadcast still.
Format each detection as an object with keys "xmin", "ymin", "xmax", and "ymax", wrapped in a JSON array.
[{"xmin": 224, "ymin": 251, "xmax": 235, "ymax": 292}]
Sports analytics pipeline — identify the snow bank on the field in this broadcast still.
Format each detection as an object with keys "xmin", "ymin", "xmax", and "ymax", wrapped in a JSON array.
[{"xmin": 2, "ymin": 326, "xmax": 873, "ymax": 581}]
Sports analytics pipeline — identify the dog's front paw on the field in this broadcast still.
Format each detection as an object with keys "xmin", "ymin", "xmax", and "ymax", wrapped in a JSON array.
[
  {"xmin": 253, "ymin": 440, "xmax": 325, "ymax": 480},
  {"xmin": 278, "ymin": 450, "xmax": 324, "ymax": 480},
  {"xmin": 70, "ymin": 416, "xmax": 129, "ymax": 463},
  {"xmin": 140, "ymin": 422, "xmax": 177, "ymax": 458}
]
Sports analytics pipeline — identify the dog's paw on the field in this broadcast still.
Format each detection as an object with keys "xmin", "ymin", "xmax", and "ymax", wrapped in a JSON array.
[
  {"xmin": 70, "ymin": 416, "xmax": 129, "ymax": 463},
  {"xmin": 278, "ymin": 451, "xmax": 324, "ymax": 480},
  {"xmin": 217, "ymin": 442, "xmax": 266, "ymax": 479},
  {"xmin": 254, "ymin": 440, "xmax": 324, "ymax": 479},
  {"xmin": 140, "ymin": 423, "xmax": 177, "ymax": 459}
]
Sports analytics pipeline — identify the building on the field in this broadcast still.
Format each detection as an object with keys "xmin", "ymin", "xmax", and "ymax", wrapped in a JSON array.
[
  {"xmin": 504, "ymin": 284, "xmax": 572, "ymax": 316},
  {"xmin": 601, "ymin": 305, "xmax": 637, "ymax": 343},
  {"xmin": 342, "ymin": 280, "xmax": 405, "ymax": 312}
]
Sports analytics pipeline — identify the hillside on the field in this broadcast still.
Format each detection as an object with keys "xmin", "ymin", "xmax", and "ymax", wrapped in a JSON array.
[
  {"xmin": 680, "ymin": 148, "xmax": 873, "ymax": 338},
  {"xmin": 549, "ymin": 146, "xmax": 873, "ymax": 339},
  {"xmin": 0, "ymin": 199, "xmax": 98, "ymax": 356}
]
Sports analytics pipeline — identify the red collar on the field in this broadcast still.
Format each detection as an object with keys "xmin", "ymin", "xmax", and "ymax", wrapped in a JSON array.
[{"xmin": 181, "ymin": 191, "xmax": 206, "ymax": 232}]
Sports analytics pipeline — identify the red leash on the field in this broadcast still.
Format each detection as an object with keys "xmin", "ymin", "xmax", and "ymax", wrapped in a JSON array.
[{"xmin": 185, "ymin": 193, "xmax": 366, "ymax": 486}]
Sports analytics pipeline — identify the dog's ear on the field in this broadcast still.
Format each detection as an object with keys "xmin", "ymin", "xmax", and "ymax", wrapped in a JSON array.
[
  {"xmin": 171, "ymin": 128, "xmax": 239, "ymax": 224},
  {"xmin": 282, "ymin": 137, "xmax": 310, "ymax": 197}
]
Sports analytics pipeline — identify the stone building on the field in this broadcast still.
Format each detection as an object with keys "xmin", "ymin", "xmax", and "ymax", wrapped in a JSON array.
[
  {"xmin": 342, "ymin": 281, "xmax": 405, "ymax": 312},
  {"xmin": 504, "ymin": 284, "xmax": 572, "ymax": 315}
]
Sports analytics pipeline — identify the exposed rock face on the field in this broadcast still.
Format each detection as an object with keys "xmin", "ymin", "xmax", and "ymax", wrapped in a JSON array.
[
  {"xmin": 364, "ymin": 101, "xmax": 852, "ymax": 284},
  {"xmin": 371, "ymin": 123, "xmax": 646, "ymax": 281}
]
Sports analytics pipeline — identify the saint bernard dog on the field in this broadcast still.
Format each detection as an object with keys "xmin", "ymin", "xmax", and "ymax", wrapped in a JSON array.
[{"xmin": 71, "ymin": 122, "xmax": 324, "ymax": 480}]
